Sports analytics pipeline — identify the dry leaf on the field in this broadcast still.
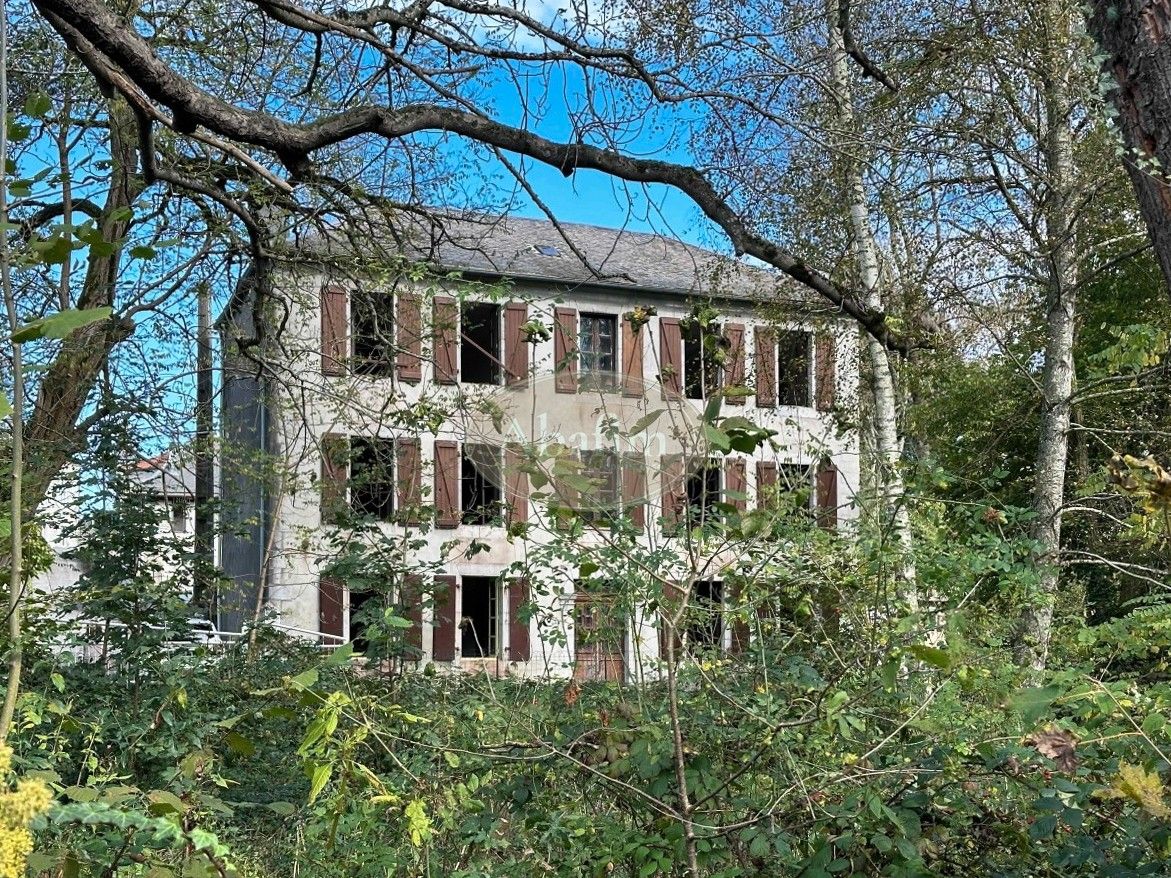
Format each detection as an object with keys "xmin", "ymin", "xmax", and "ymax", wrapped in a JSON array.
[{"xmin": 1026, "ymin": 726, "xmax": 1078, "ymax": 773}]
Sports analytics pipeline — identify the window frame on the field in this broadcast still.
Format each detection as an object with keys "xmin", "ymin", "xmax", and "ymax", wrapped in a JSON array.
[
  {"xmin": 776, "ymin": 329, "xmax": 813, "ymax": 408},
  {"xmin": 683, "ymin": 321, "xmax": 723, "ymax": 401},
  {"xmin": 578, "ymin": 312, "xmax": 618, "ymax": 391},
  {"xmin": 349, "ymin": 436, "xmax": 396, "ymax": 521},
  {"xmin": 459, "ymin": 301, "xmax": 503, "ymax": 386},
  {"xmin": 461, "ymin": 443, "xmax": 504, "ymax": 526},
  {"xmin": 460, "ymin": 575, "xmax": 500, "ymax": 658},
  {"xmin": 351, "ymin": 289, "xmax": 396, "ymax": 377}
]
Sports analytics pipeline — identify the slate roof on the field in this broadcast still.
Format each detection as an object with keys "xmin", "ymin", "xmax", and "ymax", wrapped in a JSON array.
[
  {"xmin": 390, "ymin": 214, "xmax": 781, "ymax": 301},
  {"xmin": 222, "ymin": 214, "xmax": 818, "ymax": 327}
]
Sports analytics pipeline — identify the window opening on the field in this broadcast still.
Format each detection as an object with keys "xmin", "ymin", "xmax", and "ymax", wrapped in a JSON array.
[
  {"xmin": 684, "ymin": 322, "xmax": 722, "ymax": 400},
  {"xmin": 685, "ymin": 580, "xmax": 723, "ymax": 647},
  {"xmin": 462, "ymin": 444, "xmax": 503, "ymax": 525},
  {"xmin": 461, "ymin": 302, "xmax": 501, "ymax": 385},
  {"xmin": 684, "ymin": 462, "xmax": 721, "ymax": 529},
  {"xmin": 777, "ymin": 330, "xmax": 812, "ymax": 406},
  {"xmin": 348, "ymin": 589, "xmax": 388, "ymax": 654},
  {"xmin": 350, "ymin": 437, "xmax": 395, "ymax": 521},
  {"xmin": 579, "ymin": 449, "xmax": 619, "ymax": 522},
  {"xmin": 461, "ymin": 576, "xmax": 498, "ymax": 658},
  {"xmin": 579, "ymin": 313, "xmax": 617, "ymax": 390},
  {"xmin": 352, "ymin": 290, "xmax": 395, "ymax": 377}
]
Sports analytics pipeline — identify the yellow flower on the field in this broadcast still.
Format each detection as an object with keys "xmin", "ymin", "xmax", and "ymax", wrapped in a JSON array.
[{"xmin": 0, "ymin": 746, "xmax": 10, "ymax": 780}]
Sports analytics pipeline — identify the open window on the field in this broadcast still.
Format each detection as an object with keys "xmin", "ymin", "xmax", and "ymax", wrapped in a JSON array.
[
  {"xmin": 579, "ymin": 313, "xmax": 617, "ymax": 390},
  {"xmin": 461, "ymin": 302, "xmax": 501, "ymax": 385},
  {"xmin": 351, "ymin": 437, "xmax": 395, "ymax": 521},
  {"xmin": 352, "ymin": 290, "xmax": 395, "ymax": 377},
  {"xmin": 461, "ymin": 576, "xmax": 499, "ymax": 658},
  {"xmin": 685, "ymin": 580, "xmax": 723, "ymax": 648},
  {"xmin": 684, "ymin": 462, "xmax": 721, "ymax": 529},
  {"xmin": 684, "ymin": 322, "xmax": 723, "ymax": 400},
  {"xmin": 778, "ymin": 463, "xmax": 814, "ymax": 510},
  {"xmin": 776, "ymin": 330, "xmax": 812, "ymax": 407},
  {"xmin": 462, "ymin": 444, "xmax": 503, "ymax": 525}
]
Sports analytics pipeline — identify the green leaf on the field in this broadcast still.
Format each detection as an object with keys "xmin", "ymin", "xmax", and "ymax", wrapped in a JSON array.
[
  {"xmin": 627, "ymin": 409, "xmax": 664, "ymax": 436},
  {"xmin": 130, "ymin": 244, "xmax": 157, "ymax": 260},
  {"xmin": 23, "ymin": 92, "xmax": 52, "ymax": 118},
  {"xmin": 1010, "ymin": 684, "xmax": 1064, "ymax": 725},
  {"xmin": 224, "ymin": 731, "xmax": 255, "ymax": 756},
  {"xmin": 308, "ymin": 762, "xmax": 333, "ymax": 803},
  {"xmin": 383, "ymin": 612, "xmax": 413, "ymax": 628},
  {"xmin": 147, "ymin": 789, "xmax": 189, "ymax": 816},
  {"xmin": 288, "ymin": 668, "xmax": 318, "ymax": 690},
  {"xmin": 703, "ymin": 422, "xmax": 731, "ymax": 451},
  {"xmin": 0, "ymin": 392, "xmax": 11, "ymax": 419},
  {"xmin": 323, "ymin": 642, "xmax": 354, "ymax": 666},
  {"xmin": 50, "ymin": 672, "xmax": 65, "ymax": 692},
  {"xmin": 906, "ymin": 644, "xmax": 951, "ymax": 670},
  {"xmin": 13, "ymin": 307, "xmax": 114, "ymax": 343}
]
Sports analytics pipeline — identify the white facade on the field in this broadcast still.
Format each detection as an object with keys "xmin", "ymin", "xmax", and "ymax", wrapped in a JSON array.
[{"xmin": 219, "ymin": 219, "xmax": 860, "ymax": 680}]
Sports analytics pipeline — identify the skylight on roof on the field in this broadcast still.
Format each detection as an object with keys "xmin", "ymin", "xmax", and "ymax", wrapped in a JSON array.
[{"xmin": 532, "ymin": 244, "xmax": 562, "ymax": 257}]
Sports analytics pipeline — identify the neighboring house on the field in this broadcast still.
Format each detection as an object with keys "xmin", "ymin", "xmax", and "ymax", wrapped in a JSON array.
[{"xmin": 217, "ymin": 216, "xmax": 860, "ymax": 679}]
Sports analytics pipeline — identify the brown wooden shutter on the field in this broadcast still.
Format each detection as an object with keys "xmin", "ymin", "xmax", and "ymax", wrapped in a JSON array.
[
  {"xmin": 396, "ymin": 438, "xmax": 421, "ymax": 524},
  {"xmin": 816, "ymin": 462, "xmax": 839, "ymax": 530},
  {"xmin": 396, "ymin": 292, "xmax": 422, "ymax": 383},
  {"xmin": 319, "ymin": 576, "xmax": 345, "ymax": 641},
  {"xmin": 504, "ymin": 302, "xmax": 529, "ymax": 385},
  {"xmin": 723, "ymin": 323, "xmax": 746, "ymax": 405},
  {"xmin": 661, "ymin": 453, "xmax": 685, "ymax": 532},
  {"xmin": 756, "ymin": 460, "xmax": 777, "ymax": 509},
  {"xmin": 725, "ymin": 458, "xmax": 747, "ymax": 513},
  {"xmin": 554, "ymin": 307, "xmax": 578, "ymax": 393},
  {"xmin": 755, "ymin": 327, "xmax": 776, "ymax": 407},
  {"xmin": 659, "ymin": 317, "xmax": 683, "ymax": 399},
  {"xmin": 432, "ymin": 575, "xmax": 458, "ymax": 661},
  {"xmin": 622, "ymin": 314, "xmax": 644, "ymax": 397},
  {"xmin": 815, "ymin": 332, "xmax": 836, "ymax": 412},
  {"xmin": 402, "ymin": 575, "xmax": 424, "ymax": 653},
  {"xmin": 433, "ymin": 296, "xmax": 458, "ymax": 384},
  {"xmin": 508, "ymin": 578, "xmax": 531, "ymax": 662},
  {"xmin": 622, "ymin": 454, "xmax": 647, "ymax": 531},
  {"xmin": 505, "ymin": 443, "xmax": 528, "ymax": 525},
  {"xmin": 321, "ymin": 286, "xmax": 348, "ymax": 375},
  {"xmin": 434, "ymin": 440, "xmax": 459, "ymax": 528},
  {"xmin": 321, "ymin": 433, "xmax": 349, "ymax": 524}
]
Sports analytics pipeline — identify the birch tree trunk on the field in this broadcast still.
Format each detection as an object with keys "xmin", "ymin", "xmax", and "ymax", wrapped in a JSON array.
[
  {"xmin": 826, "ymin": 5, "xmax": 918, "ymax": 612},
  {"xmin": 1015, "ymin": 0, "xmax": 1080, "ymax": 673}
]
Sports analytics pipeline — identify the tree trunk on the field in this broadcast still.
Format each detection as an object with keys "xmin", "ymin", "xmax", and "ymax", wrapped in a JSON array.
[
  {"xmin": 1016, "ymin": 0, "xmax": 1080, "ymax": 674},
  {"xmin": 827, "ymin": 5, "xmax": 918, "ymax": 612},
  {"xmin": 21, "ymin": 94, "xmax": 139, "ymax": 515},
  {"xmin": 1089, "ymin": 0, "xmax": 1171, "ymax": 296}
]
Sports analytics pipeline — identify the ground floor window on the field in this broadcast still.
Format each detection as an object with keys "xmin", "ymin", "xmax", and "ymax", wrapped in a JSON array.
[{"xmin": 461, "ymin": 576, "xmax": 499, "ymax": 657}]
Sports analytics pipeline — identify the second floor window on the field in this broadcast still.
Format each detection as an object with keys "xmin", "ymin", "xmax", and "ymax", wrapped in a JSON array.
[
  {"xmin": 352, "ymin": 290, "xmax": 395, "ymax": 377},
  {"xmin": 684, "ymin": 322, "xmax": 723, "ymax": 400},
  {"xmin": 685, "ymin": 463, "xmax": 721, "ymax": 529},
  {"xmin": 777, "ymin": 330, "xmax": 812, "ymax": 407},
  {"xmin": 579, "ymin": 313, "xmax": 617, "ymax": 390},
  {"xmin": 462, "ymin": 444, "xmax": 503, "ymax": 525},
  {"xmin": 579, "ymin": 449, "xmax": 619, "ymax": 522},
  {"xmin": 351, "ymin": 437, "xmax": 395, "ymax": 520},
  {"xmin": 461, "ymin": 302, "xmax": 501, "ymax": 384}
]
